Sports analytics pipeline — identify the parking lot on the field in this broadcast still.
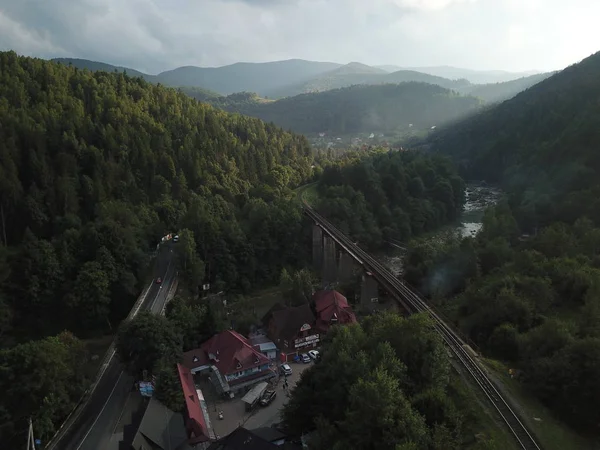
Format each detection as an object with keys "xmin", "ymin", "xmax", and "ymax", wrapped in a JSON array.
[{"xmin": 208, "ymin": 360, "xmax": 313, "ymax": 438}]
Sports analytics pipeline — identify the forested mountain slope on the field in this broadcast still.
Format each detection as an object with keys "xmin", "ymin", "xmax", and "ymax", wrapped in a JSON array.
[
  {"xmin": 0, "ymin": 51, "xmax": 313, "ymax": 443},
  {"xmin": 215, "ymin": 84, "xmax": 483, "ymax": 135},
  {"xmin": 406, "ymin": 50, "xmax": 600, "ymax": 440},
  {"xmin": 429, "ymin": 50, "xmax": 600, "ymax": 228}
]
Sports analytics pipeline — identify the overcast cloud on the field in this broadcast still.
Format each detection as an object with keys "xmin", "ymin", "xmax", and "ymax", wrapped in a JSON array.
[{"xmin": 0, "ymin": 0, "xmax": 598, "ymax": 74}]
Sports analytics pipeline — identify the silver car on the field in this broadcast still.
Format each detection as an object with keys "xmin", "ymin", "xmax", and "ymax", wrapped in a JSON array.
[{"xmin": 280, "ymin": 364, "xmax": 292, "ymax": 376}]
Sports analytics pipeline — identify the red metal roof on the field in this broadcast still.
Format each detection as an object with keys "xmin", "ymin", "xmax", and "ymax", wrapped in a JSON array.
[
  {"xmin": 183, "ymin": 330, "xmax": 270, "ymax": 376},
  {"xmin": 176, "ymin": 363, "xmax": 210, "ymax": 443},
  {"xmin": 313, "ymin": 290, "xmax": 357, "ymax": 332}
]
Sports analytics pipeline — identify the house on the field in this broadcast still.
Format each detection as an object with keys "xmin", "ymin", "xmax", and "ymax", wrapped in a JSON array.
[
  {"xmin": 249, "ymin": 428, "xmax": 286, "ymax": 446},
  {"xmin": 249, "ymin": 334, "xmax": 278, "ymax": 360},
  {"xmin": 182, "ymin": 330, "xmax": 275, "ymax": 396},
  {"xmin": 131, "ymin": 396, "xmax": 197, "ymax": 450},
  {"xmin": 263, "ymin": 303, "xmax": 319, "ymax": 362},
  {"xmin": 207, "ymin": 427, "xmax": 279, "ymax": 450},
  {"xmin": 313, "ymin": 290, "xmax": 357, "ymax": 333},
  {"xmin": 177, "ymin": 364, "xmax": 213, "ymax": 444}
]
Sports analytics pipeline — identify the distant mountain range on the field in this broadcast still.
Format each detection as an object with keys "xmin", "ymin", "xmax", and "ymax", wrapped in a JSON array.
[
  {"xmin": 264, "ymin": 65, "xmax": 474, "ymax": 98},
  {"xmin": 375, "ymin": 65, "xmax": 540, "ymax": 84},
  {"xmin": 195, "ymin": 83, "xmax": 484, "ymax": 135},
  {"xmin": 459, "ymin": 72, "xmax": 557, "ymax": 103},
  {"xmin": 51, "ymin": 57, "xmax": 550, "ymax": 102}
]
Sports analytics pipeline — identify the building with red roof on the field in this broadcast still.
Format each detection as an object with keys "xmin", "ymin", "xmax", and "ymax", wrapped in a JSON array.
[
  {"xmin": 313, "ymin": 290, "xmax": 357, "ymax": 333},
  {"xmin": 182, "ymin": 330, "xmax": 275, "ymax": 397},
  {"xmin": 177, "ymin": 363, "xmax": 212, "ymax": 445}
]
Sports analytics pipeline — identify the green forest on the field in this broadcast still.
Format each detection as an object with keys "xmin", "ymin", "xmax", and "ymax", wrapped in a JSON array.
[
  {"xmin": 0, "ymin": 51, "xmax": 315, "ymax": 444},
  {"xmin": 283, "ymin": 312, "xmax": 504, "ymax": 450},
  {"xmin": 313, "ymin": 149, "xmax": 465, "ymax": 249},
  {"xmin": 404, "ymin": 50, "xmax": 600, "ymax": 437},
  {"xmin": 0, "ymin": 51, "xmax": 471, "ymax": 447},
  {"xmin": 2, "ymin": 44, "xmax": 598, "ymax": 448},
  {"xmin": 209, "ymin": 84, "xmax": 483, "ymax": 135}
]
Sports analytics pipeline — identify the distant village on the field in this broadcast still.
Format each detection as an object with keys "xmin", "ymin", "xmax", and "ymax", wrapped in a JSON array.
[
  {"xmin": 308, "ymin": 124, "xmax": 435, "ymax": 151},
  {"xmin": 309, "ymin": 131, "xmax": 392, "ymax": 151}
]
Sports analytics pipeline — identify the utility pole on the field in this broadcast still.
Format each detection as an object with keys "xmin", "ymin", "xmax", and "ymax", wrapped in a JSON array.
[{"xmin": 26, "ymin": 417, "xmax": 36, "ymax": 450}]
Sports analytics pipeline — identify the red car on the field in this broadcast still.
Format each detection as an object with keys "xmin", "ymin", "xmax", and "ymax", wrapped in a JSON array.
[{"xmin": 156, "ymin": 277, "xmax": 162, "ymax": 284}]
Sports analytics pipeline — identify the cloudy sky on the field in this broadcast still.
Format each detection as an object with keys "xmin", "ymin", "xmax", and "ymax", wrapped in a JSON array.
[{"xmin": 0, "ymin": 0, "xmax": 598, "ymax": 74}]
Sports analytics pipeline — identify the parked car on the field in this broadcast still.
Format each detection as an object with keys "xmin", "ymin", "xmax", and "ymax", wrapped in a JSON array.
[
  {"xmin": 260, "ymin": 389, "xmax": 277, "ymax": 406},
  {"xmin": 156, "ymin": 277, "xmax": 162, "ymax": 284},
  {"xmin": 308, "ymin": 350, "xmax": 320, "ymax": 360},
  {"xmin": 280, "ymin": 364, "xmax": 292, "ymax": 376},
  {"xmin": 301, "ymin": 353, "xmax": 311, "ymax": 363}
]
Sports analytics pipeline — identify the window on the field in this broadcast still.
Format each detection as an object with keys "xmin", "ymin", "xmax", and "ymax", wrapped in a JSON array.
[
  {"xmin": 236, "ymin": 361, "xmax": 242, "ymax": 370},
  {"xmin": 193, "ymin": 356, "xmax": 199, "ymax": 362},
  {"xmin": 254, "ymin": 356, "xmax": 259, "ymax": 364}
]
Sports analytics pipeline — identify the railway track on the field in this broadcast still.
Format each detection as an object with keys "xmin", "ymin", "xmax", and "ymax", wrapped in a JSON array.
[{"xmin": 304, "ymin": 202, "xmax": 542, "ymax": 450}]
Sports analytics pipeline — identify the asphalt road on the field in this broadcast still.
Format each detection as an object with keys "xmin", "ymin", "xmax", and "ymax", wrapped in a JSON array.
[{"xmin": 55, "ymin": 244, "xmax": 176, "ymax": 450}]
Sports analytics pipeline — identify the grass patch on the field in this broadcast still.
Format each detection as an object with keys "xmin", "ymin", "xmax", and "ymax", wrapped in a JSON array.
[
  {"xmin": 295, "ymin": 182, "xmax": 319, "ymax": 206},
  {"xmin": 449, "ymin": 370, "xmax": 519, "ymax": 450},
  {"xmin": 482, "ymin": 358, "xmax": 598, "ymax": 450}
]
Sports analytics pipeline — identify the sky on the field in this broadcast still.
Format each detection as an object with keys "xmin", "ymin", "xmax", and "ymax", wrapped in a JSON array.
[{"xmin": 0, "ymin": 0, "xmax": 599, "ymax": 74}]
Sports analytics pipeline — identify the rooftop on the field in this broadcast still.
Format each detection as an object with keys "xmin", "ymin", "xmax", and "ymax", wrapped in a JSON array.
[
  {"xmin": 207, "ymin": 427, "xmax": 279, "ymax": 450},
  {"xmin": 183, "ymin": 330, "xmax": 270, "ymax": 376},
  {"xmin": 249, "ymin": 427, "xmax": 287, "ymax": 443},
  {"xmin": 131, "ymin": 397, "xmax": 191, "ymax": 450},
  {"xmin": 177, "ymin": 363, "xmax": 211, "ymax": 444},
  {"xmin": 313, "ymin": 290, "xmax": 357, "ymax": 331}
]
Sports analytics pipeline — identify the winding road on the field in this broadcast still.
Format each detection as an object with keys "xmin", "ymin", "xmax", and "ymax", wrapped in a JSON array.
[{"xmin": 49, "ymin": 243, "xmax": 176, "ymax": 450}]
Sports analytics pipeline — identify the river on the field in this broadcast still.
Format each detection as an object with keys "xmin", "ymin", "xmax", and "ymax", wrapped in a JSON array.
[
  {"xmin": 458, "ymin": 183, "xmax": 502, "ymax": 238},
  {"xmin": 381, "ymin": 183, "xmax": 502, "ymax": 276}
]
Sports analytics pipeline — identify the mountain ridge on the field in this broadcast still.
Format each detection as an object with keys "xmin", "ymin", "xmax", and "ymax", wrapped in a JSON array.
[
  {"xmin": 52, "ymin": 57, "xmax": 543, "ymax": 96},
  {"xmin": 209, "ymin": 83, "xmax": 483, "ymax": 135}
]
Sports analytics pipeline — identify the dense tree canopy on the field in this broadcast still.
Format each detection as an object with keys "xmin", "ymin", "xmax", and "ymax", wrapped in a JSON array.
[
  {"xmin": 0, "ymin": 50, "xmax": 313, "ymax": 340},
  {"xmin": 0, "ymin": 51, "xmax": 314, "ymax": 444},
  {"xmin": 0, "ymin": 332, "xmax": 87, "ymax": 447},
  {"xmin": 314, "ymin": 149, "xmax": 465, "ymax": 249},
  {"xmin": 408, "ymin": 50, "xmax": 600, "ymax": 435},
  {"xmin": 405, "ymin": 210, "xmax": 600, "ymax": 433},
  {"xmin": 283, "ymin": 312, "xmax": 494, "ymax": 450}
]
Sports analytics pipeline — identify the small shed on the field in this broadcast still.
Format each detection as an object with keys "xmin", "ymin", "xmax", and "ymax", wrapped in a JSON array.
[{"xmin": 250, "ymin": 335, "xmax": 278, "ymax": 360}]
